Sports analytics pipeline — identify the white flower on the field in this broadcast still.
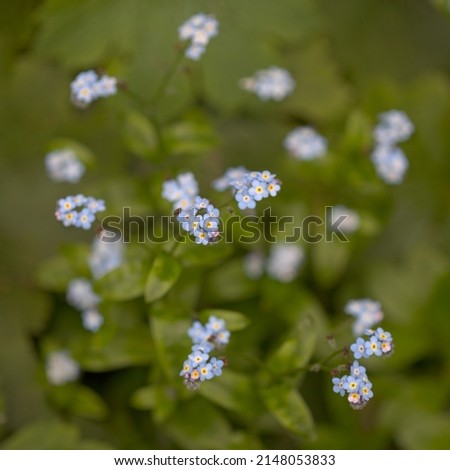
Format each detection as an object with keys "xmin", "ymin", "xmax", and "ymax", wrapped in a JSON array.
[
  {"xmin": 371, "ymin": 145, "xmax": 409, "ymax": 185},
  {"xmin": 45, "ymin": 149, "xmax": 85, "ymax": 183},
  {"xmin": 81, "ymin": 309, "xmax": 104, "ymax": 332},
  {"xmin": 46, "ymin": 350, "xmax": 80, "ymax": 385},
  {"xmin": 345, "ymin": 299, "xmax": 384, "ymax": 336},
  {"xmin": 89, "ymin": 232, "xmax": 124, "ymax": 279},
  {"xmin": 373, "ymin": 110, "xmax": 414, "ymax": 145},
  {"xmin": 240, "ymin": 67, "xmax": 295, "ymax": 101},
  {"xmin": 243, "ymin": 251, "xmax": 265, "ymax": 280},
  {"xmin": 329, "ymin": 205, "xmax": 360, "ymax": 234},
  {"xmin": 162, "ymin": 172, "xmax": 199, "ymax": 209},
  {"xmin": 284, "ymin": 126, "xmax": 327, "ymax": 160},
  {"xmin": 70, "ymin": 70, "xmax": 118, "ymax": 107},
  {"xmin": 178, "ymin": 13, "xmax": 219, "ymax": 60},
  {"xmin": 266, "ymin": 244, "xmax": 304, "ymax": 283},
  {"xmin": 66, "ymin": 278, "xmax": 100, "ymax": 311}
]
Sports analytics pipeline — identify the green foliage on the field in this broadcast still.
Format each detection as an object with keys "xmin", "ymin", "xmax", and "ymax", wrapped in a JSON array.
[{"xmin": 1, "ymin": 0, "xmax": 450, "ymax": 452}]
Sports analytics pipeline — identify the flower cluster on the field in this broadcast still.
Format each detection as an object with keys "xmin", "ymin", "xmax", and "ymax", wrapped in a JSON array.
[
  {"xmin": 178, "ymin": 13, "xmax": 219, "ymax": 60},
  {"xmin": 180, "ymin": 316, "xmax": 230, "ymax": 390},
  {"xmin": 45, "ymin": 149, "xmax": 85, "ymax": 183},
  {"xmin": 70, "ymin": 70, "xmax": 118, "ymax": 107},
  {"xmin": 162, "ymin": 172, "xmax": 199, "ymax": 210},
  {"xmin": 45, "ymin": 350, "xmax": 80, "ymax": 386},
  {"xmin": 284, "ymin": 126, "xmax": 327, "ymax": 160},
  {"xmin": 213, "ymin": 168, "xmax": 281, "ymax": 210},
  {"xmin": 329, "ymin": 205, "xmax": 361, "ymax": 234},
  {"xmin": 66, "ymin": 278, "xmax": 104, "ymax": 332},
  {"xmin": 54, "ymin": 194, "xmax": 105, "ymax": 230},
  {"xmin": 88, "ymin": 231, "xmax": 124, "ymax": 279},
  {"xmin": 345, "ymin": 299, "xmax": 384, "ymax": 336},
  {"xmin": 240, "ymin": 67, "xmax": 295, "ymax": 101},
  {"xmin": 371, "ymin": 110, "xmax": 414, "ymax": 184},
  {"xmin": 350, "ymin": 327, "xmax": 394, "ymax": 359},
  {"xmin": 332, "ymin": 360, "xmax": 374, "ymax": 410},
  {"xmin": 176, "ymin": 196, "xmax": 221, "ymax": 245}
]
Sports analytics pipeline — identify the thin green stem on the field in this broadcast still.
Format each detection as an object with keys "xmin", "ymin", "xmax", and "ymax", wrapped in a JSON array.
[
  {"xmin": 306, "ymin": 348, "xmax": 346, "ymax": 373},
  {"xmin": 150, "ymin": 47, "xmax": 186, "ymax": 107}
]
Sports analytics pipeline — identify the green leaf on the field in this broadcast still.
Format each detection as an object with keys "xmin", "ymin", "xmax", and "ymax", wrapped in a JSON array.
[
  {"xmin": 165, "ymin": 398, "xmax": 232, "ymax": 449},
  {"xmin": 35, "ymin": 255, "xmax": 77, "ymax": 292},
  {"xmin": 94, "ymin": 259, "xmax": 148, "ymax": 301},
  {"xmin": 130, "ymin": 384, "xmax": 176, "ymax": 423},
  {"xmin": 164, "ymin": 111, "xmax": 218, "ymax": 156},
  {"xmin": 130, "ymin": 385, "xmax": 155, "ymax": 410},
  {"xmin": 2, "ymin": 421, "xmax": 79, "ymax": 450},
  {"xmin": 122, "ymin": 110, "xmax": 158, "ymax": 160},
  {"xmin": 260, "ymin": 381, "xmax": 314, "ymax": 437},
  {"xmin": 48, "ymin": 383, "xmax": 108, "ymax": 420},
  {"xmin": 199, "ymin": 309, "xmax": 250, "ymax": 332},
  {"xmin": 199, "ymin": 370, "xmax": 261, "ymax": 418},
  {"xmin": 266, "ymin": 312, "xmax": 317, "ymax": 375},
  {"xmin": 311, "ymin": 240, "xmax": 351, "ymax": 289},
  {"xmin": 144, "ymin": 252, "xmax": 181, "ymax": 303},
  {"xmin": 76, "ymin": 327, "xmax": 153, "ymax": 372}
]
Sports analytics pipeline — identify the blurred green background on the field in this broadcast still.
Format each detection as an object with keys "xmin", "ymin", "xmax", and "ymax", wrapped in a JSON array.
[{"xmin": 1, "ymin": 0, "xmax": 450, "ymax": 450}]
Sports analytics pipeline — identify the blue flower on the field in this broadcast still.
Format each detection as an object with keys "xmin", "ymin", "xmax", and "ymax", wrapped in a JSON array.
[
  {"xmin": 205, "ymin": 316, "xmax": 226, "ymax": 334},
  {"xmin": 194, "ymin": 196, "xmax": 210, "ymax": 210},
  {"xmin": 374, "ymin": 327, "xmax": 392, "ymax": 343},
  {"xmin": 267, "ymin": 180, "xmax": 281, "ymax": 197},
  {"xmin": 180, "ymin": 360, "xmax": 194, "ymax": 377},
  {"xmin": 61, "ymin": 210, "xmax": 79, "ymax": 227},
  {"xmin": 205, "ymin": 204, "xmax": 220, "ymax": 218},
  {"xmin": 194, "ymin": 228, "xmax": 209, "ymax": 245},
  {"xmin": 343, "ymin": 375, "xmax": 361, "ymax": 393},
  {"xmin": 359, "ymin": 380, "xmax": 374, "ymax": 402},
  {"xmin": 77, "ymin": 208, "xmax": 95, "ymax": 230},
  {"xmin": 350, "ymin": 337, "xmax": 368, "ymax": 359},
  {"xmin": 249, "ymin": 180, "xmax": 269, "ymax": 201},
  {"xmin": 199, "ymin": 363, "xmax": 214, "ymax": 381},
  {"xmin": 191, "ymin": 343, "xmax": 213, "ymax": 354},
  {"xmin": 365, "ymin": 335, "xmax": 382, "ymax": 357},
  {"xmin": 332, "ymin": 376, "xmax": 347, "ymax": 397},
  {"xmin": 214, "ymin": 168, "xmax": 281, "ymax": 211},
  {"xmin": 284, "ymin": 126, "xmax": 327, "ymax": 160},
  {"xmin": 213, "ymin": 167, "xmax": 247, "ymax": 191},
  {"xmin": 188, "ymin": 350, "xmax": 209, "ymax": 366},
  {"xmin": 210, "ymin": 357, "xmax": 224, "ymax": 376},
  {"xmin": 236, "ymin": 191, "xmax": 256, "ymax": 210},
  {"xmin": 350, "ymin": 360, "xmax": 366, "ymax": 379},
  {"xmin": 182, "ymin": 317, "xmax": 229, "ymax": 389},
  {"xmin": 86, "ymin": 197, "xmax": 105, "ymax": 213},
  {"xmin": 188, "ymin": 321, "xmax": 207, "ymax": 344}
]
